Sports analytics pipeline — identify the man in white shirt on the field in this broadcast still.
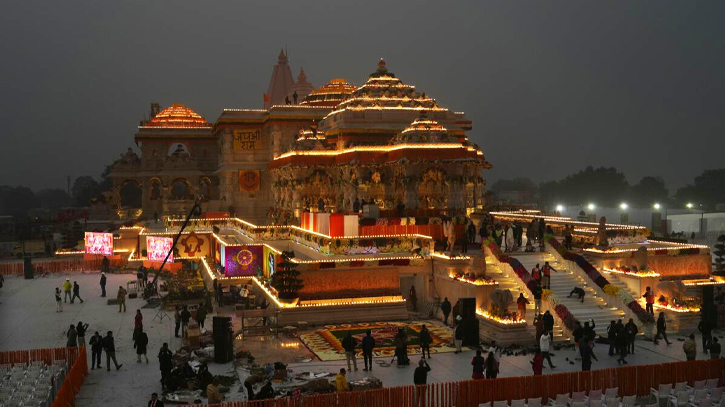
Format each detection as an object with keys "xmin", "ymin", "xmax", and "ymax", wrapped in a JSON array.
[{"xmin": 539, "ymin": 330, "xmax": 556, "ymax": 369}]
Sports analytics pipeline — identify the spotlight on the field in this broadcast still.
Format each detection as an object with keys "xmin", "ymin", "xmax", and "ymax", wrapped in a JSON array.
[
  {"xmin": 620, "ymin": 203, "xmax": 628, "ymax": 210},
  {"xmin": 653, "ymin": 203, "xmax": 661, "ymax": 210},
  {"xmin": 587, "ymin": 203, "xmax": 595, "ymax": 211},
  {"xmin": 556, "ymin": 205, "xmax": 564, "ymax": 212}
]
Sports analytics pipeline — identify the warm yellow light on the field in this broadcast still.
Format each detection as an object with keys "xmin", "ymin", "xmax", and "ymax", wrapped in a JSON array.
[{"xmin": 686, "ymin": 203, "xmax": 694, "ymax": 209}]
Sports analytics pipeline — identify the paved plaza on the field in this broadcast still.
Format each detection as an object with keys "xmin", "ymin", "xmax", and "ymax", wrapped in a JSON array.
[{"xmin": 0, "ymin": 272, "xmax": 718, "ymax": 406}]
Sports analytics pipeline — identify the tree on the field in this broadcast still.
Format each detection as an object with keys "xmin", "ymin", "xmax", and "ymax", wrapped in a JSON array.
[
  {"xmin": 714, "ymin": 235, "xmax": 725, "ymax": 276},
  {"xmin": 36, "ymin": 189, "xmax": 73, "ymax": 209},
  {"xmin": 119, "ymin": 182, "xmax": 142, "ymax": 208},
  {"xmin": 71, "ymin": 176, "xmax": 100, "ymax": 207},
  {"xmin": 675, "ymin": 169, "xmax": 725, "ymax": 210},
  {"xmin": 490, "ymin": 178, "xmax": 538, "ymax": 193},
  {"xmin": 629, "ymin": 176, "xmax": 669, "ymax": 208},
  {"xmin": 270, "ymin": 250, "xmax": 303, "ymax": 300},
  {"xmin": 540, "ymin": 166, "xmax": 630, "ymax": 208},
  {"xmin": 0, "ymin": 185, "xmax": 37, "ymax": 216}
]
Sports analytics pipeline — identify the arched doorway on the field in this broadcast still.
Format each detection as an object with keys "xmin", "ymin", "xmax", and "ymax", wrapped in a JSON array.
[
  {"xmin": 171, "ymin": 179, "xmax": 191, "ymax": 200},
  {"xmin": 119, "ymin": 180, "xmax": 142, "ymax": 208}
]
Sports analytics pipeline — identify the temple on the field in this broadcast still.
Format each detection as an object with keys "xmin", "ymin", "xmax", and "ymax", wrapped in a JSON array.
[{"xmin": 109, "ymin": 55, "xmax": 491, "ymax": 224}]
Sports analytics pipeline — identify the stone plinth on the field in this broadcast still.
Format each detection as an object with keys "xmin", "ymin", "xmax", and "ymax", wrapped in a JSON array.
[
  {"xmin": 277, "ymin": 301, "xmax": 409, "ymax": 326},
  {"xmin": 477, "ymin": 316, "xmax": 534, "ymax": 346}
]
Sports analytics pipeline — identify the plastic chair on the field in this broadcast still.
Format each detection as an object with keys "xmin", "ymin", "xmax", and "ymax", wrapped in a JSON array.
[
  {"xmin": 671, "ymin": 392, "xmax": 690, "ymax": 407},
  {"xmin": 689, "ymin": 382, "xmax": 708, "ymax": 394},
  {"xmin": 494, "ymin": 400, "xmax": 509, "ymax": 407},
  {"xmin": 692, "ymin": 390, "xmax": 708, "ymax": 404},
  {"xmin": 690, "ymin": 399, "xmax": 712, "ymax": 407},
  {"xmin": 707, "ymin": 380, "xmax": 720, "ymax": 391},
  {"xmin": 604, "ymin": 388, "xmax": 619, "ymax": 402},
  {"xmin": 479, "ymin": 403, "xmax": 492, "ymax": 407},
  {"xmin": 551, "ymin": 394, "xmax": 569, "ymax": 407},
  {"xmin": 590, "ymin": 400, "xmax": 602, "ymax": 407},
  {"xmin": 710, "ymin": 388, "xmax": 723, "ymax": 403},
  {"xmin": 572, "ymin": 392, "xmax": 586, "ymax": 403},
  {"xmin": 676, "ymin": 384, "xmax": 689, "ymax": 394},
  {"xmin": 572, "ymin": 402, "xmax": 587, "ymax": 407},
  {"xmin": 606, "ymin": 398, "xmax": 620, "ymax": 407},
  {"xmin": 588, "ymin": 390, "xmax": 603, "ymax": 406},
  {"xmin": 653, "ymin": 384, "xmax": 674, "ymax": 405},
  {"xmin": 621, "ymin": 395, "xmax": 636, "ymax": 407},
  {"xmin": 528, "ymin": 397, "xmax": 542, "ymax": 407},
  {"xmin": 512, "ymin": 399, "xmax": 526, "ymax": 407}
]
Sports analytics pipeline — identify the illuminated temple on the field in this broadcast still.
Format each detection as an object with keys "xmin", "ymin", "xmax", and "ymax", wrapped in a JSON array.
[{"xmin": 108, "ymin": 55, "xmax": 491, "ymax": 223}]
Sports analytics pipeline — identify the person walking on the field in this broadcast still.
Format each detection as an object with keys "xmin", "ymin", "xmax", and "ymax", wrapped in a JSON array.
[
  {"xmin": 335, "ymin": 368, "xmax": 350, "ymax": 392},
  {"xmin": 484, "ymin": 351, "xmax": 499, "ymax": 379},
  {"xmin": 180, "ymin": 305, "xmax": 191, "ymax": 338},
  {"xmin": 76, "ymin": 321, "xmax": 89, "ymax": 349},
  {"xmin": 654, "ymin": 312, "xmax": 672, "ymax": 345},
  {"xmin": 542, "ymin": 262, "xmax": 557, "ymax": 289},
  {"xmin": 542, "ymin": 311, "xmax": 554, "ymax": 335},
  {"xmin": 532, "ymin": 281, "xmax": 543, "ymax": 315},
  {"xmin": 531, "ymin": 349, "xmax": 544, "ymax": 376},
  {"xmin": 454, "ymin": 320, "xmax": 464, "ymax": 354},
  {"xmin": 55, "ymin": 288, "xmax": 63, "ymax": 312},
  {"xmin": 710, "ymin": 338, "xmax": 721, "ymax": 359},
  {"xmin": 625, "ymin": 318, "xmax": 638, "ymax": 354},
  {"xmin": 62, "ymin": 278, "xmax": 72, "ymax": 303},
  {"xmin": 100, "ymin": 272, "xmax": 107, "ymax": 297},
  {"xmin": 471, "ymin": 349, "xmax": 485, "ymax": 379},
  {"xmin": 684, "ymin": 334, "xmax": 697, "ymax": 361},
  {"xmin": 134, "ymin": 309, "xmax": 143, "ymax": 340},
  {"xmin": 516, "ymin": 293, "xmax": 529, "ymax": 320},
  {"xmin": 643, "ymin": 287, "xmax": 655, "ymax": 315},
  {"xmin": 419, "ymin": 325, "xmax": 432, "ymax": 359},
  {"xmin": 174, "ymin": 306, "xmax": 181, "ymax": 338},
  {"xmin": 117, "ymin": 286, "xmax": 127, "ymax": 312},
  {"xmin": 66, "ymin": 324, "xmax": 78, "ymax": 348},
  {"xmin": 158, "ymin": 343, "xmax": 173, "ymax": 390},
  {"xmin": 362, "ymin": 330, "xmax": 375, "ymax": 371},
  {"xmin": 698, "ymin": 318, "xmax": 713, "ymax": 353},
  {"xmin": 102, "ymin": 331, "xmax": 122, "ymax": 371},
  {"xmin": 89, "ymin": 332, "xmax": 103, "ymax": 370},
  {"xmin": 540, "ymin": 330, "xmax": 556, "ymax": 368},
  {"xmin": 134, "ymin": 327, "xmax": 149, "ymax": 363},
  {"xmin": 341, "ymin": 331, "xmax": 358, "ymax": 372},
  {"xmin": 148, "ymin": 392, "xmax": 164, "ymax": 407},
  {"xmin": 441, "ymin": 297, "xmax": 452, "ymax": 326},
  {"xmin": 70, "ymin": 281, "xmax": 84, "ymax": 304},
  {"xmin": 579, "ymin": 337, "xmax": 597, "ymax": 371},
  {"xmin": 195, "ymin": 302, "xmax": 207, "ymax": 330}
]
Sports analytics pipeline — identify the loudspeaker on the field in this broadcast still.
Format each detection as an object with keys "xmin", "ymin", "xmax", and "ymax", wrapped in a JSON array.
[
  {"xmin": 462, "ymin": 318, "xmax": 480, "ymax": 347},
  {"xmin": 460, "ymin": 298, "xmax": 476, "ymax": 320},
  {"xmin": 703, "ymin": 286, "xmax": 715, "ymax": 306},
  {"xmin": 214, "ymin": 329, "xmax": 233, "ymax": 363},
  {"xmin": 23, "ymin": 257, "xmax": 33, "ymax": 279}
]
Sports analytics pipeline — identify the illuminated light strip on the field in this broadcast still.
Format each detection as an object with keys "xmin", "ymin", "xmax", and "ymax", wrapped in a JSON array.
[
  {"xmin": 211, "ymin": 233, "xmax": 230, "ymax": 246},
  {"xmin": 431, "ymin": 252, "xmax": 471, "ymax": 261},
  {"xmin": 646, "ymin": 240, "xmax": 710, "ymax": 249},
  {"xmin": 290, "ymin": 255, "xmax": 423, "ymax": 264},
  {"xmin": 55, "ymin": 250, "xmax": 84, "ymax": 255},
  {"xmin": 200, "ymin": 257, "xmax": 216, "ymax": 282},
  {"xmin": 476, "ymin": 308, "xmax": 526, "ymax": 325},
  {"xmin": 449, "ymin": 272, "xmax": 498, "ymax": 286},
  {"xmin": 489, "ymin": 211, "xmax": 647, "ymax": 230},
  {"xmin": 128, "ymin": 249, "xmax": 135, "ymax": 261},
  {"xmin": 602, "ymin": 268, "xmax": 660, "ymax": 278},
  {"xmin": 275, "ymin": 143, "xmax": 475, "ymax": 160},
  {"xmin": 297, "ymin": 297, "xmax": 406, "ymax": 308},
  {"xmin": 120, "ymin": 226, "xmax": 145, "ymax": 230},
  {"xmin": 650, "ymin": 302, "xmax": 700, "ymax": 313},
  {"xmin": 139, "ymin": 230, "xmax": 211, "ymax": 236},
  {"xmin": 250, "ymin": 276, "xmax": 289, "ymax": 308},
  {"xmin": 683, "ymin": 279, "xmax": 725, "ymax": 286},
  {"xmin": 584, "ymin": 245, "xmax": 709, "ymax": 254}
]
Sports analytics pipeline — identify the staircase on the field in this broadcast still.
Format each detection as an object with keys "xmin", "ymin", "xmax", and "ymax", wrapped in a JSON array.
[{"xmin": 512, "ymin": 252, "xmax": 626, "ymax": 338}]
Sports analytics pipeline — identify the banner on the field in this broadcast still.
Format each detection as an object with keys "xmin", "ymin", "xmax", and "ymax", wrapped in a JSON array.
[
  {"xmin": 84, "ymin": 232, "xmax": 113, "ymax": 256},
  {"xmin": 147, "ymin": 236, "xmax": 173, "ymax": 263},
  {"xmin": 233, "ymin": 129, "xmax": 262, "ymax": 150},
  {"xmin": 177, "ymin": 232, "xmax": 208, "ymax": 258},
  {"xmin": 263, "ymin": 245, "xmax": 278, "ymax": 278},
  {"xmin": 225, "ymin": 245, "xmax": 263, "ymax": 277},
  {"xmin": 239, "ymin": 170, "xmax": 260, "ymax": 192}
]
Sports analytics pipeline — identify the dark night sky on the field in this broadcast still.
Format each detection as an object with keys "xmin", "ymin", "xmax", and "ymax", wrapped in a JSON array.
[{"xmin": 1, "ymin": 1, "xmax": 723, "ymax": 192}]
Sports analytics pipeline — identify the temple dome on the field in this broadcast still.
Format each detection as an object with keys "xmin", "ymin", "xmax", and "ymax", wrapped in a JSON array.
[
  {"xmin": 301, "ymin": 78, "xmax": 356, "ymax": 107},
  {"xmin": 390, "ymin": 112, "xmax": 460, "ymax": 145},
  {"xmin": 146, "ymin": 103, "xmax": 211, "ymax": 128},
  {"xmin": 288, "ymin": 68, "xmax": 315, "ymax": 103}
]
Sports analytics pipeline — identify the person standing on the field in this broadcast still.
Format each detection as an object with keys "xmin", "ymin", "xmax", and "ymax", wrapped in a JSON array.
[
  {"xmin": 643, "ymin": 287, "xmax": 655, "ymax": 315},
  {"xmin": 100, "ymin": 272, "xmax": 107, "ymax": 297},
  {"xmin": 134, "ymin": 327, "xmax": 149, "ymax": 363},
  {"xmin": 89, "ymin": 332, "xmax": 103, "ymax": 370},
  {"xmin": 103, "ymin": 331, "xmax": 122, "ymax": 371},
  {"xmin": 66, "ymin": 324, "xmax": 78, "ymax": 348},
  {"xmin": 484, "ymin": 351, "xmax": 499, "ymax": 379},
  {"xmin": 441, "ymin": 297, "xmax": 452, "ymax": 326},
  {"xmin": 471, "ymin": 349, "xmax": 485, "ymax": 379},
  {"xmin": 134, "ymin": 309, "xmax": 143, "ymax": 340},
  {"xmin": 341, "ymin": 331, "xmax": 358, "ymax": 372},
  {"xmin": 148, "ymin": 392, "xmax": 164, "ymax": 407},
  {"xmin": 534, "ymin": 314, "xmax": 544, "ymax": 344},
  {"xmin": 76, "ymin": 321, "xmax": 89, "ymax": 349},
  {"xmin": 516, "ymin": 293, "xmax": 529, "ymax": 320},
  {"xmin": 414, "ymin": 359, "xmax": 431, "ymax": 384},
  {"xmin": 243, "ymin": 380, "xmax": 255, "ymax": 401},
  {"xmin": 180, "ymin": 305, "xmax": 191, "ymax": 338},
  {"xmin": 698, "ymin": 318, "xmax": 713, "ymax": 353},
  {"xmin": 461, "ymin": 230, "xmax": 468, "ymax": 253},
  {"xmin": 419, "ymin": 325, "xmax": 432, "ymax": 359},
  {"xmin": 195, "ymin": 302, "xmax": 207, "ymax": 330},
  {"xmin": 531, "ymin": 349, "xmax": 543, "ymax": 376},
  {"xmin": 63, "ymin": 278, "xmax": 72, "ymax": 303},
  {"xmin": 607, "ymin": 321, "xmax": 618, "ymax": 356},
  {"xmin": 467, "ymin": 222, "xmax": 476, "ymax": 245},
  {"xmin": 206, "ymin": 376, "xmax": 223, "ymax": 404},
  {"xmin": 616, "ymin": 323, "xmax": 629, "ymax": 365},
  {"xmin": 579, "ymin": 337, "xmax": 597, "ymax": 371},
  {"xmin": 625, "ymin": 318, "xmax": 638, "ymax": 354},
  {"xmin": 174, "ymin": 306, "xmax": 181, "ymax": 338},
  {"xmin": 55, "ymin": 288, "xmax": 63, "ymax": 312},
  {"xmin": 117, "ymin": 286, "xmax": 127, "ymax": 312},
  {"xmin": 158, "ymin": 343, "xmax": 173, "ymax": 390},
  {"xmin": 409, "ymin": 286, "xmax": 417, "ymax": 312},
  {"xmin": 654, "ymin": 312, "xmax": 672, "ymax": 345},
  {"xmin": 137, "ymin": 268, "xmax": 146, "ymax": 290},
  {"xmin": 542, "ymin": 310, "xmax": 554, "ymax": 335},
  {"xmin": 540, "ymin": 330, "xmax": 556, "ymax": 368},
  {"xmin": 710, "ymin": 338, "xmax": 721, "ymax": 359},
  {"xmin": 532, "ymin": 281, "xmax": 543, "ymax": 315},
  {"xmin": 361, "ymin": 330, "xmax": 375, "ymax": 371},
  {"xmin": 564, "ymin": 225, "xmax": 573, "ymax": 250},
  {"xmin": 542, "ymin": 262, "xmax": 557, "ymax": 289},
  {"xmin": 684, "ymin": 334, "xmax": 697, "ymax": 361},
  {"xmin": 454, "ymin": 320, "xmax": 464, "ymax": 354},
  {"xmin": 395, "ymin": 328, "xmax": 409, "ymax": 366},
  {"xmin": 531, "ymin": 263, "xmax": 542, "ymax": 284},
  {"xmin": 102, "ymin": 256, "xmax": 110, "ymax": 274},
  {"xmin": 335, "ymin": 368, "xmax": 349, "ymax": 392}
]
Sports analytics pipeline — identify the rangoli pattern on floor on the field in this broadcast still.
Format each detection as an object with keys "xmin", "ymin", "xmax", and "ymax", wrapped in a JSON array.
[{"xmin": 299, "ymin": 321, "xmax": 461, "ymax": 361}]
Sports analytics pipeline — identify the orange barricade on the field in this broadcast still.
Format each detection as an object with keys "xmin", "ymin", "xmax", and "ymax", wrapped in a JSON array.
[{"xmin": 0, "ymin": 258, "xmax": 126, "ymax": 275}]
